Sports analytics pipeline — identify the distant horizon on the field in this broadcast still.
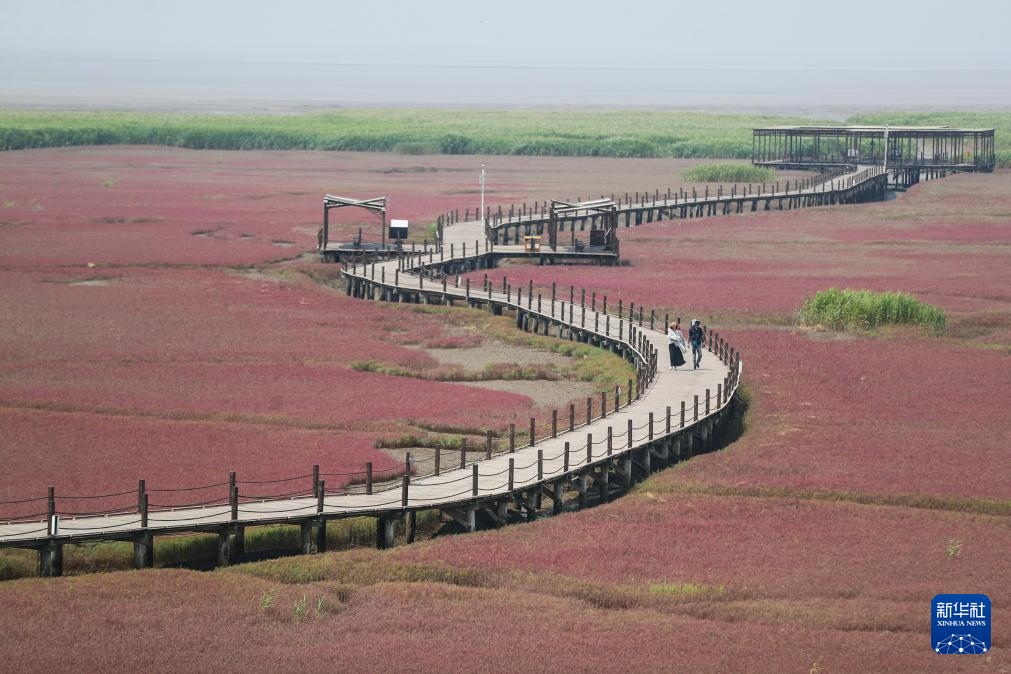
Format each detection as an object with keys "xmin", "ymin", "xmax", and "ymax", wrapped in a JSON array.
[
  {"xmin": 3, "ymin": 56, "xmax": 1010, "ymax": 116},
  {"xmin": 5, "ymin": 52, "xmax": 1011, "ymax": 73}
]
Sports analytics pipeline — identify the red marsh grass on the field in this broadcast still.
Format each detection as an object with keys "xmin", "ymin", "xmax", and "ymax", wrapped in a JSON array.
[{"xmin": 0, "ymin": 567, "xmax": 998, "ymax": 673}]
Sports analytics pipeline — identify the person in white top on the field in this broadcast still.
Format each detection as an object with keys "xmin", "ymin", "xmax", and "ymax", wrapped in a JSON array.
[{"xmin": 667, "ymin": 322, "xmax": 687, "ymax": 370}]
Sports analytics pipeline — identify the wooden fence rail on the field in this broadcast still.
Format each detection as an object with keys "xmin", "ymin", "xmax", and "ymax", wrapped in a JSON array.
[{"xmin": 2, "ymin": 178, "xmax": 755, "ymax": 577}]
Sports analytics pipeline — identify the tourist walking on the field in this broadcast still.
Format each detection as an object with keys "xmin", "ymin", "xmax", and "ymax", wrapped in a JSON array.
[
  {"xmin": 667, "ymin": 322, "xmax": 687, "ymax": 370},
  {"xmin": 689, "ymin": 319, "xmax": 704, "ymax": 369}
]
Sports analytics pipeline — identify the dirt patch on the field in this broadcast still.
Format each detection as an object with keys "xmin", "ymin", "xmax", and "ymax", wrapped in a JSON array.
[
  {"xmin": 67, "ymin": 278, "xmax": 113, "ymax": 286},
  {"xmin": 800, "ymin": 328, "xmax": 860, "ymax": 342},
  {"xmin": 228, "ymin": 268, "xmax": 283, "ymax": 282},
  {"xmin": 458, "ymin": 379, "xmax": 597, "ymax": 409},
  {"xmin": 422, "ymin": 341, "xmax": 571, "ymax": 371}
]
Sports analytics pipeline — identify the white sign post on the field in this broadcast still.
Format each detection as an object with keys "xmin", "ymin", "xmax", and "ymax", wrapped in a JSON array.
[{"xmin": 479, "ymin": 164, "xmax": 486, "ymax": 224}]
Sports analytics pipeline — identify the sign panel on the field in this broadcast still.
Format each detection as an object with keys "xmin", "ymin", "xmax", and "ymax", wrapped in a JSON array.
[{"xmin": 389, "ymin": 219, "xmax": 408, "ymax": 240}]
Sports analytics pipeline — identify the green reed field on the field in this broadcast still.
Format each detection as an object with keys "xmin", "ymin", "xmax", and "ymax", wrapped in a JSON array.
[{"xmin": 0, "ymin": 109, "xmax": 1008, "ymax": 165}]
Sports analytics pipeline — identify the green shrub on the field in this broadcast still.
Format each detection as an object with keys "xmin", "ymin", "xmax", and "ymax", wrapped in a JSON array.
[
  {"xmin": 648, "ymin": 581, "xmax": 725, "ymax": 596},
  {"xmin": 681, "ymin": 163, "xmax": 775, "ymax": 183},
  {"xmin": 797, "ymin": 288, "xmax": 946, "ymax": 333},
  {"xmin": 0, "ymin": 554, "xmax": 34, "ymax": 580}
]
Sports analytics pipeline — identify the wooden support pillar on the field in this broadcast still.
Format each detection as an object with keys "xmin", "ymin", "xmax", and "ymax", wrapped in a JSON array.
[
  {"xmin": 316, "ymin": 518, "xmax": 328, "ymax": 553},
  {"xmin": 405, "ymin": 511, "xmax": 417, "ymax": 544},
  {"xmin": 38, "ymin": 540, "xmax": 64, "ymax": 578},
  {"xmin": 552, "ymin": 481, "xmax": 564, "ymax": 515},
  {"xmin": 376, "ymin": 516, "xmax": 395, "ymax": 550},
  {"xmin": 217, "ymin": 529, "xmax": 232, "ymax": 567},
  {"xmin": 300, "ymin": 521, "xmax": 313, "ymax": 555},
  {"xmin": 622, "ymin": 455, "xmax": 633, "ymax": 491},
  {"xmin": 132, "ymin": 532, "xmax": 154, "ymax": 570},
  {"xmin": 231, "ymin": 525, "xmax": 245, "ymax": 563},
  {"xmin": 526, "ymin": 490, "xmax": 539, "ymax": 521}
]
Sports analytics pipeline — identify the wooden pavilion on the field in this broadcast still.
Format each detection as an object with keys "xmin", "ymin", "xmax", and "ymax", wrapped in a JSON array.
[{"xmin": 752, "ymin": 125, "xmax": 996, "ymax": 173}]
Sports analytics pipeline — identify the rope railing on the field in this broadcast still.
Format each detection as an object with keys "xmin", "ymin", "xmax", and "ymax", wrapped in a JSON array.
[
  {"xmin": 2, "ymin": 201, "xmax": 748, "ymax": 546},
  {"xmin": 2, "ymin": 360, "xmax": 743, "ymax": 539},
  {"xmin": 482, "ymin": 166, "xmax": 884, "ymax": 241}
]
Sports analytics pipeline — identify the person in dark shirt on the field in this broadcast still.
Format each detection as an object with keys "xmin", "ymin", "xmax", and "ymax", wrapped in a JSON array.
[{"xmin": 688, "ymin": 319, "xmax": 704, "ymax": 370}]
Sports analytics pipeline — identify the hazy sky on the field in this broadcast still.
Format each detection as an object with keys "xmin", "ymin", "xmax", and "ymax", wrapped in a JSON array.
[{"xmin": 2, "ymin": 0, "xmax": 1008, "ymax": 70}]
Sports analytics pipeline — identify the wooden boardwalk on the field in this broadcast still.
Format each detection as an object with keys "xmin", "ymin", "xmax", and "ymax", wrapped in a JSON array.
[
  {"xmin": 482, "ymin": 166, "xmax": 886, "ymax": 246},
  {"xmin": 0, "ymin": 229, "xmax": 740, "ymax": 575},
  {"xmin": 15, "ymin": 166, "xmax": 910, "ymax": 575}
]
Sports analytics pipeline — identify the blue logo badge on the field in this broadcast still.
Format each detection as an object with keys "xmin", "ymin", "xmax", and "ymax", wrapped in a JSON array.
[{"xmin": 932, "ymin": 594, "xmax": 990, "ymax": 654}]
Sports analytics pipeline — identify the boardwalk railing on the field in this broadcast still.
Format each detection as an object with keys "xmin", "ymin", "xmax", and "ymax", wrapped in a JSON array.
[
  {"xmin": 3, "ymin": 184, "xmax": 753, "ymax": 578},
  {"xmin": 479, "ymin": 166, "xmax": 886, "ymax": 245}
]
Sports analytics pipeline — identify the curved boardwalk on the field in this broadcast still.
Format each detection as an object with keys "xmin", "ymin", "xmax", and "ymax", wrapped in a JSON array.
[{"xmin": 0, "ymin": 164, "xmax": 892, "ymax": 575}]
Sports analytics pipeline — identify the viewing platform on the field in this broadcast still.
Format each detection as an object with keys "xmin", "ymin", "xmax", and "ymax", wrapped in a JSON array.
[{"xmin": 752, "ymin": 125, "xmax": 996, "ymax": 174}]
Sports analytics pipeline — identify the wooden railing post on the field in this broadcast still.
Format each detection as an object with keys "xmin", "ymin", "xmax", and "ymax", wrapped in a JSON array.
[{"xmin": 365, "ymin": 462, "xmax": 373, "ymax": 495}]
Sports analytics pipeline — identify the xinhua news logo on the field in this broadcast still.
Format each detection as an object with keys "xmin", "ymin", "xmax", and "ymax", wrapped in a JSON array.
[{"xmin": 932, "ymin": 594, "xmax": 990, "ymax": 654}]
